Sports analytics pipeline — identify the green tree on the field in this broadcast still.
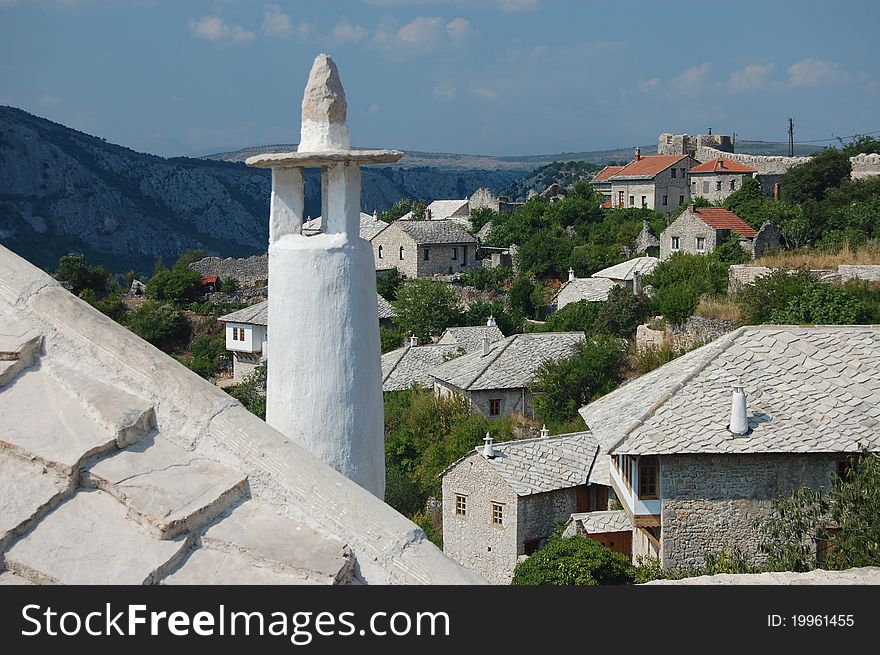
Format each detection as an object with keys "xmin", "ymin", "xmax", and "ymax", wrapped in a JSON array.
[
  {"xmin": 186, "ymin": 333, "xmax": 230, "ymax": 379},
  {"xmin": 56, "ymin": 253, "xmax": 113, "ymax": 296},
  {"xmin": 468, "ymin": 207, "xmax": 498, "ymax": 233},
  {"xmin": 532, "ymin": 335, "xmax": 626, "ymax": 424},
  {"xmin": 390, "ymin": 279, "xmax": 461, "ymax": 342},
  {"xmin": 592, "ymin": 286, "xmax": 651, "ymax": 338},
  {"xmin": 146, "ymin": 267, "xmax": 204, "ymax": 303},
  {"xmin": 512, "ymin": 535, "xmax": 635, "ymax": 585},
  {"xmin": 712, "ymin": 232, "xmax": 751, "ymax": 265},
  {"xmin": 226, "ymin": 362, "xmax": 267, "ymax": 420},
  {"xmin": 380, "ymin": 326, "xmax": 405, "ymax": 353},
  {"xmin": 81, "ymin": 288, "xmax": 128, "ymax": 322},
  {"xmin": 220, "ymin": 277, "xmax": 239, "ymax": 294},
  {"xmin": 538, "ymin": 300, "xmax": 603, "ymax": 334},
  {"xmin": 782, "ymin": 147, "xmax": 851, "ymax": 204},
  {"xmin": 376, "ymin": 267, "xmax": 405, "ymax": 301},
  {"xmin": 173, "ymin": 249, "xmax": 208, "ymax": 270},
  {"xmin": 125, "ymin": 301, "xmax": 190, "ymax": 352},
  {"xmin": 378, "ymin": 198, "xmax": 426, "ymax": 223}
]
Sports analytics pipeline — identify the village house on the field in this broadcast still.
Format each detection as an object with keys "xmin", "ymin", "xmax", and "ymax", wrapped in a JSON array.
[
  {"xmin": 592, "ymin": 256, "xmax": 659, "ymax": 287},
  {"xmin": 430, "ymin": 331, "xmax": 584, "ymax": 419},
  {"xmin": 591, "ymin": 164, "xmax": 625, "ymax": 208},
  {"xmin": 659, "ymin": 205, "xmax": 780, "ymax": 260},
  {"xmin": 381, "ymin": 321, "xmax": 504, "ymax": 392},
  {"xmin": 688, "ymin": 158, "xmax": 757, "ymax": 203},
  {"xmin": 220, "ymin": 294, "xmax": 395, "ymax": 383},
  {"xmin": 371, "ymin": 219, "xmax": 479, "ymax": 278},
  {"xmin": 441, "ymin": 430, "xmax": 616, "ymax": 584},
  {"xmin": 554, "ymin": 256, "xmax": 657, "ymax": 310},
  {"xmin": 302, "ymin": 211, "xmax": 388, "ymax": 241},
  {"xmin": 608, "ymin": 150, "xmax": 698, "ymax": 215},
  {"xmin": 578, "ymin": 324, "xmax": 880, "ymax": 570}
]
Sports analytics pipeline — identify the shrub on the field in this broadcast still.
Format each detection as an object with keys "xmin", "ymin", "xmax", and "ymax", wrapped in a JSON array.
[
  {"xmin": 512, "ymin": 536, "xmax": 635, "ymax": 585},
  {"xmin": 226, "ymin": 362, "xmax": 267, "ymax": 420},
  {"xmin": 592, "ymin": 286, "xmax": 651, "ymax": 338},
  {"xmin": 56, "ymin": 253, "xmax": 112, "ymax": 296},
  {"xmin": 376, "ymin": 267, "xmax": 405, "ymax": 301},
  {"xmin": 380, "ymin": 326, "xmax": 405, "ymax": 353},
  {"xmin": 220, "ymin": 277, "xmax": 239, "ymax": 294},
  {"xmin": 146, "ymin": 267, "xmax": 204, "ymax": 303},
  {"xmin": 125, "ymin": 301, "xmax": 190, "ymax": 352},
  {"xmin": 458, "ymin": 265, "xmax": 513, "ymax": 291},
  {"xmin": 186, "ymin": 333, "xmax": 230, "ymax": 379},
  {"xmin": 391, "ymin": 279, "xmax": 461, "ymax": 342}
]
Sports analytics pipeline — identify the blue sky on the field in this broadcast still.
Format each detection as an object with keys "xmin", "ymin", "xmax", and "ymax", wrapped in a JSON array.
[{"xmin": 2, "ymin": 0, "xmax": 878, "ymax": 157}]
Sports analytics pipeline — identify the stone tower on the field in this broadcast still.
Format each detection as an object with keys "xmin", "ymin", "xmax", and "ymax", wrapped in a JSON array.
[{"xmin": 246, "ymin": 54, "xmax": 401, "ymax": 498}]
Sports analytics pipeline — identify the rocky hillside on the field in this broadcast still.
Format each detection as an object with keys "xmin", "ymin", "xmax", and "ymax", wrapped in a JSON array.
[{"xmin": 0, "ymin": 107, "xmax": 521, "ymax": 274}]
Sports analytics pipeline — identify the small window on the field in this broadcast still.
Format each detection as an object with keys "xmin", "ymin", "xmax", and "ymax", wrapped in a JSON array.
[
  {"xmin": 423, "ymin": 248, "xmax": 430, "ymax": 261},
  {"xmin": 680, "ymin": 168, "xmax": 686, "ymax": 178},
  {"xmin": 671, "ymin": 167, "xmax": 677, "ymax": 178},
  {"xmin": 836, "ymin": 458, "xmax": 853, "ymax": 481},
  {"xmin": 696, "ymin": 236, "xmax": 706, "ymax": 252},
  {"xmin": 730, "ymin": 179, "xmax": 736, "ymax": 191},
  {"xmin": 489, "ymin": 399, "xmax": 501, "ymax": 416},
  {"xmin": 451, "ymin": 247, "xmax": 458, "ymax": 261},
  {"xmin": 641, "ymin": 196, "xmax": 647, "ymax": 208},
  {"xmin": 399, "ymin": 246, "xmax": 404, "ymax": 260},
  {"xmin": 662, "ymin": 195, "xmax": 668, "ymax": 206},
  {"xmin": 491, "ymin": 502, "xmax": 504, "ymax": 525},
  {"xmin": 639, "ymin": 456, "xmax": 659, "ymax": 499},
  {"xmin": 629, "ymin": 195, "xmax": 634, "ymax": 207},
  {"xmin": 716, "ymin": 180, "xmax": 722, "ymax": 192},
  {"xmin": 692, "ymin": 181, "xmax": 697, "ymax": 192},
  {"xmin": 671, "ymin": 236, "xmax": 680, "ymax": 251},
  {"xmin": 455, "ymin": 494, "xmax": 467, "ymax": 516},
  {"xmin": 679, "ymin": 195, "xmax": 684, "ymax": 205},
  {"xmin": 378, "ymin": 245, "xmax": 384, "ymax": 259},
  {"xmin": 702, "ymin": 181, "xmax": 709, "ymax": 194}
]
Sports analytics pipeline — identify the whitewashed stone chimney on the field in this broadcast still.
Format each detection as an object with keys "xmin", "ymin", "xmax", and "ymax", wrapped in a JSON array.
[
  {"xmin": 539, "ymin": 424, "xmax": 549, "ymax": 438},
  {"xmin": 486, "ymin": 315, "xmax": 497, "ymax": 327},
  {"xmin": 245, "ymin": 54, "xmax": 402, "ymax": 498},
  {"xmin": 729, "ymin": 384, "xmax": 749, "ymax": 436},
  {"xmin": 481, "ymin": 336, "xmax": 491, "ymax": 356},
  {"xmin": 568, "ymin": 267, "xmax": 575, "ymax": 282},
  {"xmin": 482, "ymin": 433, "xmax": 496, "ymax": 458},
  {"xmin": 409, "ymin": 334, "xmax": 419, "ymax": 347},
  {"xmin": 633, "ymin": 271, "xmax": 643, "ymax": 296}
]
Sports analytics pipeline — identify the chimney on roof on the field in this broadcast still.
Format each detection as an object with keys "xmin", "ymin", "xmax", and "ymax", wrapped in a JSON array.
[
  {"xmin": 483, "ymin": 432, "xmax": 497, "ymax": 458},
  {"xmin": 425, "ymin": 208, "xmax": 432, "ymax": 220},
  {"xmin": 688, "ymin": 203, "xmax": 696, "ymax": 213},
  {"xmin": 482, "ymin": 336, "xmax": 491, "ymax": 356},
  {"xmin": 718, "ymin": 159, "xmax": 724, "ymax": 170},
  {"xmin": 539, "ymin": 424, "xmax": 549, "ymax": 439},
  {"xmin": 728, "ymin": 384, "xmax": 750, "ymax": 436},
  {"xmin": 635, "ymin": 147, "xmax": 641, "ymax": 162},
  {"xmin": 409, "ymin": 334, "xmax": 418, "ymax": 347},
  {"xmin": 487, "ymin": 315, "xmax": 497, "ymax": 327},
  {"xmin": 708, "ymin": 127, "xmax": 712, "ymax": 135},
  {"xmin": 633, "ymin": 271, "xmax": 643, "ymax": 296},
  {"xmin": 373, "ymin": 209, "xmax": 378, "ymax": 219},
  {"xmin": 568, "ymin": 267, "xmax": 576, "ymax": 282}
]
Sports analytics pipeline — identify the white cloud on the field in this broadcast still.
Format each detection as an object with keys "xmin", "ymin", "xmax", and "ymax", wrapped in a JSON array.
[
  {"xmin": 433, "ymin": 83, "xmax": 456, "ymax": 101},
  {"xmin": 38, "ymin": 94, "xmax": 59, "ymax": 107},
  {"xmin": 446, "ymin": 17, "xmax": 474, "ymax": 44},
  {"xmin": 470, "ymin": 86, "xmax": 498, "ymax": 101},
  {"xmin": 670, "ymin": 62, "xmax": 711, "ymax": 95},
  {"xmin": 262, "ymin": 4, "xmax": 311, "ymax": 40},
  {"xmin": 368, "ymin": 103, "xmax": 381, "ymax": 115},
  {"xmin": 188, "ymin": 15, "xmax": 255, "ymax": 45},
  {"xmin": 331, "ymin": 15, "xmax": 367, "ymax": 44},
  {"xmin": 370, "ymin": 16, "xmax": 473, "ymax": 57},
  {"xmin": 787, "ymin": 58, "xmax": 840, "ymax": 87},
  {"xmin": 638, "ymin": 78, "xmax": 661, "ymax": 93},
  {"xmin": 726, "ymin": 63, "xmax": 774, "ymax": 92},
  {"xmin": 867, "ymin": 80, "xmax": 880, "ymax": 94}
]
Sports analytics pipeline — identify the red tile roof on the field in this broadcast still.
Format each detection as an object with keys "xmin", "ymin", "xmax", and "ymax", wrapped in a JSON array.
[
  {"xmin": 593, "ymin": 165, "xmax": 625, "ymax": 182},
  {"xmin": 201, "ymin": 275, "xmax": 220, "ymax": 284},
  {"xmin": 693, "ymin": 207, "xmax": 757, "ymax": 237},
  {"xmin": 601, "ymin": 198, "xmax": 613, "ymax": 209},
  {"xmin": 689, "ymin": 158, "xmax": 757, "ymax": 174},
  {"xmin": 612, "ymin": 154, "xmax": 689, "ymax": 179}
]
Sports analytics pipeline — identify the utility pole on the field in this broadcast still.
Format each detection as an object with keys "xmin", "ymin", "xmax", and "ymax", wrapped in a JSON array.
[{"xmin": 787, "ymin": 117, "xmax": 794, "ymax": 157}]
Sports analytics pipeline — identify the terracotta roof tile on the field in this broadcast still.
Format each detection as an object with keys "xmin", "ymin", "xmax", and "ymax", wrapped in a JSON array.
[
  {"xmin": 689, "ymin": 158, "xmax": 757, "ymax": 174},
  {"xmin": 693, "ymin": 207, "xmax": 757, "ymax": 237},
  {"xmin": 610, "ymin": 155, "xmax": 689, "ymax": 179},
  {"xmin": 594, "ymin": 165, "xmax": 625, "ymax": 182}
]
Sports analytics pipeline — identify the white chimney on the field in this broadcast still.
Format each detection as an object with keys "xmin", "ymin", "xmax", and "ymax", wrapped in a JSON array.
[
  {"xmin": 373, "ymin": 209, "xmax": 378, "ymax": 219},
  {"xmin": 729, "ymin": 384, "xmax": 749, "ymax": 435},
  {"xmin": 409, "ymin": 334, "xmax": 418, "ymax": 347},
  {"xmin": 482, "ymin": 432, "xmax": 496, "ymax": 458},
  {"xmin": 568, "ymin": 267, "xmax": 576, "ymax": 282},
  {"xmin": 487, "ymin": 315, "xmax": 497, "ymax": 327},
  {"xmin": 481, "ymin": 336, "xmax": 491, "ymax": 356},
  {"xmin": 425, "ymin": 207, "xmax": 432, "ymax": 220},
  {"xmin": 635, "ymin": 147, "xmax": 641, "ymax": 161},
  {"xmin": 539, "ymin": 424, "xmax": 549, "ymax": 438},
  {"xmin": 633, "ymin": 271, "xmax": 643, "ymax": 296}
]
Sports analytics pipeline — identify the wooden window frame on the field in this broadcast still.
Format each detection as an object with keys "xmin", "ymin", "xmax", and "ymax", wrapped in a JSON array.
[
  {"xmin": 695, "ymin": 236, "xmax": 706, "ymax": 252},
  {"xmin": 638, "ymin": 456, "xmax": 659, "ymax": 499},
  {"xmin": 455, "ymin": 493, "xmax": 467, "ymax": 517},
  {"xmin": 378, "ymin": 245, "xmax": 384, "ymax": 259},
  {"xmin": 489, "ymin": 399, "xmax": 502, "ymax": 416},
  {"xmin": 491, "ymin": 502, "xmax": 504, "ymax": 526}
]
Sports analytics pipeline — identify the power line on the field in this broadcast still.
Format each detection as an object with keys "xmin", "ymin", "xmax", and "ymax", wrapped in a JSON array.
[{"xmin": 794, "ymin": 128, "xmax": 880, "ymax": 144}]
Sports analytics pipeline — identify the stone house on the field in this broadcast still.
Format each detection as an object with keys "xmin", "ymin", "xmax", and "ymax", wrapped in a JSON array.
[
  {"xmin": 554, "ymin": 276, "xmax": 619, "ymax": 309},
  {"xmin": 442, "ymin": 431, "xmax": 613, "ymax": 584},
  {"xmin": 430, "ymin": 332, "xmax": 584, "ymax": 419},
  {"xmin": 302, "ymin": 211, "xmax": 388, "ymax": 240},
  {"xmin": 591, "ymin": 165, "xmax": 625, "ymax": 207},
  {"xmin": 592, "ymin": 256, "xmax": 659, "ymax": 287},
  {"xmin": 608, "ymin": 151, "xmax": 698, "ymax": 215},
  {"xmin": 660, "ymin": 205, "xmax": 761, "ymax": 260},
  {"xmin": 371, "ymin": 220, "xmax": 478, "ymax": 278},
  {"xmin": 578, "ymin": 325, "xmax": 880, "ymax": 570},
  {"xmin": 688, "ymin": 158, "xmax": 757, "ymax": 203}
]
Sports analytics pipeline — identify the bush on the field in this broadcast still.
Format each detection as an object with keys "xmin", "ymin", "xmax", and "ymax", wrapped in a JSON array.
[
  {"xmin": 220, "ymin": 277, "xmax": 239, "ymax": 294},
  {"xmin": 56, "ymin": 253, "xmax": 112, "ymax": 296},
  {"xmin": 380, "ymin": 326, "xmax": 405, "ymax": 353},
  {"xmin": 650, "ymin": 282, "xmax": 701, "ymax": 326},
  {"xmin": 146, "ymin": 267, "xmax": 204, "ymax": 303},
  {"xmin": 391, "ymin": 279, "xmax": 461, "ymax": 342},
  {"xmin": 458, "ymin": 266, "xmax": 513, "ymax": 291},
  {"xmin": 173, "ymin": 249, "xmax": 208, "ymax": 270},
  {"xmin": 512, "ymin": 536, "xmax": 635, "ymax": 585},
  {"xmin": 540, "ymin": 300, "xmax": 603, "ymax": 333},
  {"xmin": 125, "ymin": 301, "xmax": 190, "ymax": 352},
  {"xmin": 81, "ymin": 288, "xmax": 127, "ymax": 322},
  {"xmin": 226, "ymin": 362, "xmax": 267, "ymax": 420},
  {"xmin": 376, "ymin": 267, "xmax": 405, "ymax": 301},
  {"xmin": 635, "ymin": 346, "xmax": 683, "ymax": 375},
  {"xmin": 592, "ymin": 286, "xmax": 651, "ymax": 338},
  {"xmin": 186, "ymin": 333, "xmax": 230, "ymax": 379}
]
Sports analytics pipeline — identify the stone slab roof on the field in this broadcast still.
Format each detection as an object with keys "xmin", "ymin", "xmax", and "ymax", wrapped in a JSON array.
[
  {"xmin": 302, "ymin": 212, "xmax": 388, "ymax": 241},
  {"xmin": 430, "ymin": 332, "xmax": 584, "ymax": 391},
  {"xmin": 579, "ymin": 325, "xmax": 880, "ymax": 457},
  {"xmin": 645, "ymin": 567, "xmax": 880, "ymax": 585},
  {"xmin": 427, "ymin": 199, "xmax": 469, "ymax": 220},
  {"xmin": 592, "ymin": 256, "xmax": 659, "ymax": 282},
  {"xmin": 219, "ymin": 294, "xmax": 393, "ymax": 325},
  {"xmin": 436, "ymin": 325, "xmax": 504, "ymax": 351},
  {"xmin": 0, "ymin": 244, "xmax": 482, "ymax": 585},
  {"xmin": 381, "ymin": 343, "xmax": 464, "ymax": 391},
  {"xmin": 565, "ymin": 510, "xmax": 632, "ymax": 535},
  {"xmin": 557, "ymin": 277, "xmax": 619, "ymax": 303},
  {"xmin": 452, "ymin": 432, "xmax": 602, "ymax": 497},
  {"xmin": 394, "ymin": 220, "xmax": 477, "ymax": 245}
]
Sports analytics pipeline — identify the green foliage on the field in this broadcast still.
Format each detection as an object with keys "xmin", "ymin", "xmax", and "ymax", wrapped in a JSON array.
[
  {"xmin": 712, "ymin": 232, "xmax": 751, "ymax": 265},
  {"xmin": 81, "ymin": 288, "xmax": 127, "ymax": 322},
  {"xmin": 172, "ymin": 249, "xmax": 208, "ymax": 270},
  {"xmin": 512, "ymin": 535, "xmax": 635, "ymax": 585},
  {"xmin": 508, "ymin": 273, "xmax": 547, "ymax": 320},
  {"xmin": 220, "ymin": 277, "xmax": 239, "ymax": 294},
  {"xmin": 410, "ymin": 509, "xmax": 443, "ymax": 549},
  {"xmin": 226, "ymin": 362, "xmax": 267, "ymax": 420},
  {"xmin": 532, "ymin": 335, "xmax": 626, "ymax": 424},
  {"xmin": 390, "ymin": 279, "xmax": 461, "ymax": 342},
  {"xmin": 635, "ymin": 345, "xmax": 683, "ymax": 375},
  {"xmin": 783, "ymin": 147, "xmax": 852, "ymax": 205},
  {"xmin": 56, "ymin": 253, "xmax": 113, "ymax": 296},
  {"xmin": 186, "ymin": 300, "xmax": 247, "ymax": 316},
  {"xmin": 538, "ymin": 300, "xmax": 603, "ymax": 333},
  {"xmin": 458, "ymin": 265, "xmax": 513, "ymax": 291},
  {"xmin": 378, "ymin": 198, "xmax": 426, "ymax": 223},
  {"xmin": 186, "ymin": 333, "xmax": 229, "ymax": 379},
  {"xmin": 592, "ymin": 286, "xmax": 651, "ymax": 338},
  {"xmin": 737, "ymin": 269, "xmax": 870, "ymax": 325},
  {"xmin": 461, "ymin": 299, "xmax": 522, "ymax": 336},
  {"xmin": 125, "ymin": 301, "xmax": 190, "ymax": 352},
  {"xmin": 380, "ymin": 326, "xmax": 405, "ymax": 353},
  {"xmin": 376, "ymin": 267, "xmax": 405, "ymax": 301},
  {"xmin": 468, "ymin": 207, "xmax": 497, "ymax": 233},
  {"xmin": 146, "ymin": 267, "xmax": 204, "ymax": 303},
  {"xmin": 643, "ymin": 253, "xmax": 728, "ymax": 325},
  {"xmin": 841, "ymin": 135, "xmax": 880, "ymax": 157}
]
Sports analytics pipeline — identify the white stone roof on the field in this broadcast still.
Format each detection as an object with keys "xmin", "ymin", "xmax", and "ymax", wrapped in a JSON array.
[
  {"xmin": 394, "ymin": 220, "xmax": 477, "ymax": 245},
  {"xmin": 427, "ymin": 199, "xmax": 469, "ymax": 220},
  {"xmin": 579, "ymin": 325, "xmax": 880, "ymax": 456},
  {"xmin": 592, "ymin": 256, "xmax": 659, "ymax": 282},
  {"xmin": 381, "ymin": 343, "xmax": 464, "ymax": 391},
  {"xmin": 436, "ymin": 325, "xmax": 504, "ymax": 351},
  {"xmin": 454, "ymin": 432, "xmax": 602, "ymax": 497},
  {"xmin": 430, "ymin": 332, "xmax": 585, "ymax": 391},
  {"xmin": 557, "ymin": 277, "xmax": 619, "ymax": 303},
  {"xmin": 219, "ymin": 294, "xmax": 394, "ymax": 326},
  {"xmin": 0, "ymin": 244, "xmax": 481, "ymax": 585},
  {"xmin": 566, "ymin": 510, "xmax": 632, "ymax": 535},
  {"xmin": 302, "ymin": 212, "xmax": 388, "ymax": 241}
]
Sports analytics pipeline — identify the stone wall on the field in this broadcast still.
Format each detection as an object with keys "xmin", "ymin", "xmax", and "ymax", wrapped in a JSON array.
[
  {"xmin": 752, "ymin": 222, "xmax": 782, "ymax": 259},
  {"xmin": 695, "ymin": 146, "xmax": 810, "ymax": 175},
  {"xmin": 689, "ymin": 172, "xmax": 752, "ymax": 204},
  {"xmin": 658, "ymin": 133, "xmax": 733, "ymax": 157},
  {"xmin": 850, "ymin": 153, "xmax": 880, "ymax": 180},
  {"xmin": 469, "ymin": 187, "xmax": 500, "ymax": 212},
  {"xmin": 372, "ymin": 224, "xmax": 477, "ymax": 278},
  {"xmin": 839, "ymin": 264, "xmax": 880, "ymax": 282},
  {"xmin": 442, "ymin": 453, "xmax": 520, "ymax": 584},
  {"xmin": 470, "ymin": 387, "xmax": 533, "ymax": 419},
  {"xmin": 189, "ymin": 255, "xmax": 269, "ymax": 288},
  {"xmin": 728, "ymin": 264, "xmax": 880, "ymax": 294},
  {"xmin": 518, "ymin": 488, "xmax": 578, "ymax": 557},
  {"xmin": 660, "ymin": 453, "xmax": 838, "ymax": 570},
  {"xmin": 611, "ymin": 160, "xmax": 694, "ymax": 215},
  {"xmin": 636, "ymin": 316, "xmax": 734, "ymax": 353}
]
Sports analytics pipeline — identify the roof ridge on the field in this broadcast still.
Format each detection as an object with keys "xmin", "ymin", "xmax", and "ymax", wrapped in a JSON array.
[
  {"xmin": 606, "ymin": 326, "xmax": 748, "ymax": 454},
  {"xmin": 493, "ymin": 430, "xmax": 590, "ymax": 449},
  {"xmin": 460, "ymin": 333, "xmax": 518, "ymax": 389},
  {"xmin": 381, "ymin": 345, "xmax": 412, "ymax": 383}
]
